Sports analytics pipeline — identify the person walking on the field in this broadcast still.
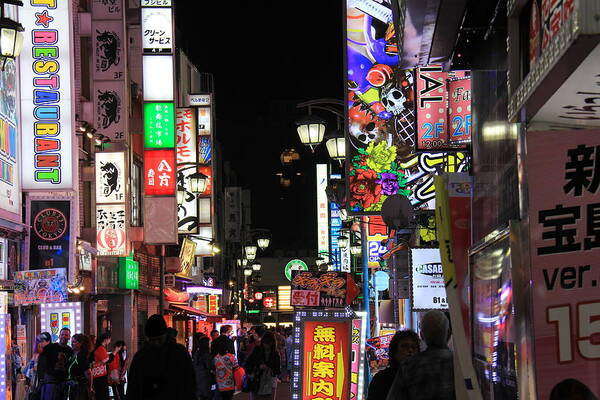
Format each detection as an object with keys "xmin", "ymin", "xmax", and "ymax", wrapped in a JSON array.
[
  {"xmin": 108, "ymin": 341, "xmax": 127, "ymax": 400},
  {"xmin": 212, "ymin": 337, "xmax": 239, "ymax": 400},
  {"xmin": 39, "ymin": 327, "xmax": 74, "ymax": 400},
  {"xmin": 24, "ymin": 332, "xmax": 52, "ymax": 399},
  {"xmin": 192, "ymin": 336, "xmax": 213, "ymax": 400},
  {"xmin": 367, "ymin": 330, "xmax": 420, "ymax": 400},
  {"xmin": 67, "ymin": 334, "xmax": 93, "ymax": 400},
  {"xmin": 386, "ymin": 310, "xmax": 455, "ymax": 400},
  {"xmin": 90, "ymin": 333, "xmax": 111, "ymax": 400},
  {"xmin": 126, "ymin": 314, "xmax": 196, "ymax": 400},
  {"xmin": 244, "ymin": 332, "xmax": 280, "ymax": 400}
]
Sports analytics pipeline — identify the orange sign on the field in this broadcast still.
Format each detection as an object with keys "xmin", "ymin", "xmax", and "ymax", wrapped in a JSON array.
[
  {"xmin": 208, "ymin": 295, "xmax": 219, "ymax": 315},
  {"xmin": 302, "ymin": 321, "xmax": 350, "ymax": 400}
]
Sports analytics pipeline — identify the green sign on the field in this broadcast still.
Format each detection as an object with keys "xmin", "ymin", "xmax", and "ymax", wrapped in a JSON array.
[
  {"xmin": 144, "ymin": 102, "xmax": 175, "ymax": 148},
  {"xmin": 247, "ymin": 310, "xmax": 260, "ymax": 314},
  {"xmin": 284, "ymin": 259, "xmax": 309, "ymax": 281},
  {"xmin": 118, "ymin": 254, "xmax": 139, "ymax": 290}
]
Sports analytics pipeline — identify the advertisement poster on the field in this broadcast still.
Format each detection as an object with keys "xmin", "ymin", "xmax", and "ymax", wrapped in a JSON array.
[
  {"xmin": 410, "ymin": 248, "xmax": 447, "ymax": 311},
  {"xmin": 527, "ymin": 130, "xmax": 600, "ymax": 399},
  {"xmin": 40, "ymin": 302, "xmax": 83, "ymax": 342},
  {"xmin": 20, "ymin": 0, "xmax": 75, "ymax": 190},
  {"xmin": 350, "ymin": 315, "xmax": 367, "ymax": 400},
  {"xmin": 28, "ymin": 200, "xmax": 72, "ymax": 270},
  {"xmin": 144, "ymin": 149, "xmax": 176, "ymax": 195},
  {"xmin": 365, "ymin": 215, "xmax": 388, "ymax": 268},
  {"xmin": 14, "ymin": 268, "xmax": 67, "ymax": 305},
  {"xmin": 95, "ymin": 152, "xmax": 126, "ymax": 204},
  {"xmin": 96, "ymin": 204, "xmax": 127, "ymax": 256},
  {"xmin": 416, "ymin": 66, "xmax": 449, "ymax": 150},
  {"xmin": 447, "ymin": 78, "xmax": 472, "ymax": 146},
  {"xmin": 291, "ymin": 271, "xmax": 347, "ymax": 308},
  {"xmin": 197, "ymin": 107, "xmax": 211, "ymax": 136},
  {"xmin": 302, "ymin": 320, "xmax": 351, "ymax": 400},
  {"xmin": 366, "ymin": 334, "xmax": 394, "ymax": 372},
  {"xmin": 345, "ymin": 1, "xmax": 417, "ymax": 214},
  {"xmin": 178, "ymin": 237, "xmax": 196, "ymax": 278},
  {"xmin": 0, "ymin": 59, "xmax": 19, "ymax": 216}
]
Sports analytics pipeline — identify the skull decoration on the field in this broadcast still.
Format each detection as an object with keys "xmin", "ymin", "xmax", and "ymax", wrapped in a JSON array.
[
  {"xmin": 381, "ymin": 87, "xmax": 407, "ymax": 115},
  {"xmin": 350, "ymin": 121, "xmax": 379, "ymax": 145}
]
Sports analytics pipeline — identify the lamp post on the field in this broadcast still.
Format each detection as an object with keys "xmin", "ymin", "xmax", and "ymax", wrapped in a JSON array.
[
  {"xmin": 325, "ymin": 130, "xmax": 346, "ymax": 164},
  {"xmin": 0, "ymin": 1, "xmax": 24, "ymax": 70}
]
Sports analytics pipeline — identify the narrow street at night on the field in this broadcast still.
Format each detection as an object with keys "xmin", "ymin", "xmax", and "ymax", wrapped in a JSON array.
[{"xmin": 0, "ymin": 0, "xmax": 598, "ymax": 399}]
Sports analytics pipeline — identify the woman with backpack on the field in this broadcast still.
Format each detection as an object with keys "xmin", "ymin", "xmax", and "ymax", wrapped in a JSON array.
[
  {"xmin": 244, "ymin": 332, "xmax": 281, "ymax": 400},
  {"xmin": 192, "ymin": 335, "xmax": 213, "ymax": 400}
]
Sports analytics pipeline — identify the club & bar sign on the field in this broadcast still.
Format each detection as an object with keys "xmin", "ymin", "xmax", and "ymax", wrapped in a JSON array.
[{"xmin": 20, "ymin": 0, "xmax": 75, "ymax": 189}]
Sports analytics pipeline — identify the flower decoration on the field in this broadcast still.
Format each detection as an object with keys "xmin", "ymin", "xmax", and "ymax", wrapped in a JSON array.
[{"xmin": 365, "ymin": 141, "xmax": 396, "ymax": 172}]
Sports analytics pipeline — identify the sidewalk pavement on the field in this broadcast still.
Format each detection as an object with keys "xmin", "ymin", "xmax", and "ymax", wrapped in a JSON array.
[{"xmin": 235, "ymin": 381, "xmax": 291, "ymax": 400}]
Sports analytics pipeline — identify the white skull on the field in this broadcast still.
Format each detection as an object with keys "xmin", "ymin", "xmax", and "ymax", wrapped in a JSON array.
[
  {"xmin": 350, "ymin": 121, "xmax": 379, "ymax": 145},
  {"xmin": 381, "ymin": 87, "xmax": 407, "ymax": 115}
]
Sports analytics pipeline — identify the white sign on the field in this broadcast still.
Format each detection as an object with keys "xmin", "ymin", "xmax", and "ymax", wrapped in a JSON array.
[
  {"xmin": 186, "ymin": 286, "xmax": 223, "ymax": 295},
  {"xmin": 92, "ymin": 19, "xmax": 125, "ymax": 79},
  {"xmin": 187, "ymin": 94, "xmax": 211, "ymax": 106},
  {"xmin": 40, "ymin": 302, "xmax": 83, "ymax": 341},
  {"xmin": 94, "ymin": 80, "xmax": 126, "ymax": 141},
  {"xmin": 141, "ymin": 7, "xmax": 173, "ymax": 53},
  {"xmin": 316, "ymin": 164, "xmax": 329, "ymax": 263},
  {"xmin": 96, "ymin": 204, "xmax": 127, "ymax": 256},
  {"xmin": 91, "ymin": 0, "xmax": 123, "ymax": 19},
  {"xmin": 176, "ymin": 108, "xmax": 198, "ymax": 234},
  {"xmin": 533, "ymin": 43, "xmax": 600, "ymax": 128},
  {"xmin": 95, "ymin": 152, "xmax": 126, "ymax": 204},
  {"xmin": 20, "ymin": 0, "xmax": 75, "ymax": 190},
  {"xmin": 411, "ymin": 248, "xmax": 448, "ymax": 310},
  {"xmin": 141, "ymin": 0, "xmax": 172, "ymax": 6},
  {"xmin": 197, "ymin": 107, "xmax": 211, "ymax": 136},
  {"xmin": 143, "ymin": 55, "xmax": 174, "ymax": 101}
]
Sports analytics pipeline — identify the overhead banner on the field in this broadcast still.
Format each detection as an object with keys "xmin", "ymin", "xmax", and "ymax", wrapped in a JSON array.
[
  {"xmin": 14, "ymin": 268, "xmax": 67, "ymax": 305},
  {"xmin": 527, "ymin": 129, "xmax": 600, "ymax": 399},
  {"xmin": 95, "ymin": 152, "xmax": 126, "ymax": 204},
  {"xmin": 292, "ymin": 310, "xmax": 352, "ymax": 400},
  {"xmin": 316, "ymin": 164, "xmax": 329, "ymax": 262},
  {"xmin": 0, "ymin": 61, "xmax": 19, "ymax": 216},
  {"xmin": 96, "ymin": 203, "xmax": 127, "ymax": 256},
  {"xmin": 410, "ymin": 248, "xmax": 447, "ymax": 311},
  {"xmin": 20, "ymin": 0, "xmax": 75, "ymax": 189},
  {"xmin": 176, "ymin": 108, "xmax": 198, "ymax": 234},
  {"xmin": 28, "ymin": 199, "xmax": 73, "ymax": 270},
  {"xmin": 224, "ymin": 187, "xmax": 242, "ymax": 242}
]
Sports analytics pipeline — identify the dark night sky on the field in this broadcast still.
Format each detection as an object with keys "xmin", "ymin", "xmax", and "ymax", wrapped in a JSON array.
[{"xmin": 176, "ymin": 1, "xmax": 344, "ymax": 251}]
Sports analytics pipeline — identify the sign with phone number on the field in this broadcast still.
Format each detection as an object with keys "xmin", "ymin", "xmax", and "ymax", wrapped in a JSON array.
[{"xmin": 528, "ymin": 129, "xmax": 600, "ymax": 399}]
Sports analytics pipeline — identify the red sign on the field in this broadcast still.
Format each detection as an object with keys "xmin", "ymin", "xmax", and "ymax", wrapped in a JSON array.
[
  {"xmin": 208, "ymin": 294, "xmax": 219, "ymax": 315},
  {"xmin": 198, "ymin": 165, "xmax": 212, "ymax": 195},
  {"xmin": 144, "ymin": 150, "xmax": 176, "ymax": 195},
  {"xmin": 416, "ymin": 66, "xmax": 449, "ymax": 150},
  {"xmin": 528, "ymin": 130, "xmax": 600, "ymax": 399},
  {"xmin": 292, "ymin": 290, "xmax": 320, "ymax": 307},
  {"xmin": 447, "ymin": 78, "xmax": 471, "ymax": 146},
  {"xmin": 302, "ymin": 321, "xmax": 350, "ymax": 400},
  {"xmin": 263, "ymin": 296, "xmax": 276, "ymax": 309}
]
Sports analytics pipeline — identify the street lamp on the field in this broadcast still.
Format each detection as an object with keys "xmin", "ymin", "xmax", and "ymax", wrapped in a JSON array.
[
  {"xmin": 243, "ymin": 268, "xmax": 253, "ymax": 277},
  {"xmin": 337, "ymin": 235, "xmax": 349, "ymax": 249},
  {"xmin": 0, "ymin": 1, "xmax": 24, "ymax": 71},
  {"xmin": 325, "ymin": 130, "xmax": 345, "ymax": 163},
  {"xmin": 350, "ymin": 241, "xmax": 362, "ymax": 255},
  {"xmin": 252, "ymin": 262, "xmax": 262, "ymax": 271},
  {"xmin": 188, "ymin": 171, "xmax": 208, "ymax": 194},
  {"xmin": 257, "ymin": 236, "xmax": 270, "ymax": 250},
  {"xmin": 245, "ymin": 244, "xmax": 258, "ymax": 261},
  {"xmin": 295, "ymin": 114, "xmax": 326, "ymax": 151}
]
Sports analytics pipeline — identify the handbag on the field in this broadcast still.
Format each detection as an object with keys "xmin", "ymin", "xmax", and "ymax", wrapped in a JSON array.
[
  {"xmin": 257, "ymin": 368, "xmax": 273, "ymax": 396},
  {"xmin": 234, "ymin": 366, "xmax": 245, "ymax": 391},
  {"xmin": 90, "ymin": 361, "xmax": 106, "ymax": 379}
]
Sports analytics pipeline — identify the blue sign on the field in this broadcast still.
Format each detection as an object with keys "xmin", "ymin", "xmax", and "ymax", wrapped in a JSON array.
[{"xmin": 330, "ymin": 202, "xmax": 342, "ymax": 270}]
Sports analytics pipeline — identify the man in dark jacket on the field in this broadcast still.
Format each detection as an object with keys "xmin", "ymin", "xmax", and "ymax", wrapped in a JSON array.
[{"xmin": 126, "ymin": 314, "xmax": 196, "ymax": 400}]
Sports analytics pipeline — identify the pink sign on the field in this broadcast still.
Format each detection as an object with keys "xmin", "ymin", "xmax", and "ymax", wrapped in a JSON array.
[
  {"xmin": 447, "ymin": 78, "xmax": 471, "ymax": 146},
  {"xmin": 175, "ymin": 108, "xmax": 196, "ymax": 164},
  {"xmin": 528, "ymin": 130, "xmax": 600, "ymax": 399},
  {"xmin": 291, "ymin": 290, "xmax": 320, "ymax": 307},
  {"xmin": 416, "ymin": 65, "xmax": 448, "ymax": 150},
  {"xmin": 351, "ymin": 319, "xmax": 361, "ymax": 396}
]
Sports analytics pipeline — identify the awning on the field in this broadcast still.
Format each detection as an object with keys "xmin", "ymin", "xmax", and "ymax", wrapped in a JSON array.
[{"xmin": 169, "ymin": 304, "xmax": 220, "ymax": 318}]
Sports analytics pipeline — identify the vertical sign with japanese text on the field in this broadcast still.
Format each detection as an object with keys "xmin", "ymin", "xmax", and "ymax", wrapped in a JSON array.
[
  {"xmin": 302, "ymin": 320, "xmax": 351, "ymax": 400},
  {"xmin": 95, "ymin": 152, "xmax": 126, "ymax": 204},
  {"xmin": 176, "ymin": 108, "xmax": 198, "ymax": 233},
  {"xmin": 528, "ymin": 130, "xmax": 600, "ymax": 399},
  {"xmin": 317, "ymin": 164, "xmax": 329, "ymax": 263},
  {"xmin": 96, "ymin": 204, "xmax": 127, "ymax": 256},
  {"xmin": 144, "ymin": 150, "xmax": 176, "ymax": 196}
]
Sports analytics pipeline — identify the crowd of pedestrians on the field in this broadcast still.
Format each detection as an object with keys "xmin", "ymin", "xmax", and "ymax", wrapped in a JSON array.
[{"xmin": 18, "ymin": 316, "xmax": 294, "ymax": 400}]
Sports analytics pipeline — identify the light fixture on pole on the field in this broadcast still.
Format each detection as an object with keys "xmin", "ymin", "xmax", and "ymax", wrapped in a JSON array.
[
  {"xmin": 315, "ymin": 257, "xmax": 325, "ymax": 267},
  {"xmin": 350, "ymin": 241, "xmax": 362, "ymax": 255},
  {"xmin": 176, "ymin": 184, "xmax": 185, "ymax": 205},
  {"xmin": 188, "ymin": 171, "xmax": 208, "ymax": 194},
  {"xmin": 244, "ymin": 244, "xmax": 258, "ymax": 261},
  {"xmin": 295, "ymin": 114, "xmax": 326, "ymax": 151},
  {"xmin": 337, "ymin": 235, "xmax": 349, "ymax": 249},
  {"xmin": 0, "ymin": 1, "xmax": 24, "ymax": 71},
  {"xmin": 257, "ymin": 236, "xmax": 270, "ymax": 250},
  {"xmin": 210, "ymin": 241, "xmax": 220, "ymax": 254},
  {"xmin": 325, "ymin": 130, "xmax": 346, "ymax": 163},
  {"xmin": 252, "ymin": 262, "xmax": 261, "ymax": 271},
  {"xmin": 243, "ymin": 268, "xmax": 252, "ymax": 277}
]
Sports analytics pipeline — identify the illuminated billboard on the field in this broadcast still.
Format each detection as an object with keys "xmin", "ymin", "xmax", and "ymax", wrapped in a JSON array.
[
  {"xmin": 176, "ymin": 108, "xmax": 198, "ymax": 233},
  {"xmin": 144, "ymin": 150, "xmax": 176, "ymax": 195},
  {"xmin": 20, "ymin": 0, "xmax": 75, "ymax": 189},
  {"xmin": 96, "ymin": 203, "xmax": 127, "ymax": 256},
  {"xmin": 95, "ymin": 152, "xmax": 126, "ymax": 204}
]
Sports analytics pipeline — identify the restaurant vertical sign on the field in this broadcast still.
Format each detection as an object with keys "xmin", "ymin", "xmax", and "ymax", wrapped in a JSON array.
[
  {"xmin": 20, "ymin": 0, "xmax": 75, "ymax": 189},
  {"xmin": 528, "ymin": 130, "xmax": 600, "ymax": 399}
]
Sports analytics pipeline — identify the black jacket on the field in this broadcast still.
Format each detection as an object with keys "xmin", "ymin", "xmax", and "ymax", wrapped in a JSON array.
[
  {"xmin": 244, "ymin": 346, "xmax": 281, "ymax": 377},
  {"xmin": 367, "ymin": 366, "xmax": 398, "ymax": 400}
]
